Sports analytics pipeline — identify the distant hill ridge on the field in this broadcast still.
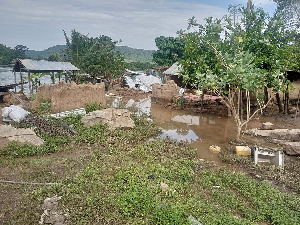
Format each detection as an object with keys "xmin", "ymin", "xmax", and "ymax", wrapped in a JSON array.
[{"xmin": 25, "ymin": 45, "xmax": 154, "ymax": 63}]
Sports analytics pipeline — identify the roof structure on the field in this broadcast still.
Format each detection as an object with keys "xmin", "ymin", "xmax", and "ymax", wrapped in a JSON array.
[
  {"xmin": 13, "ymin": 59, "xmax": 79, "ymax": 73},
  {"xmin": 163, "ymin": 62, "xmax": 181, "ymax": 76}
]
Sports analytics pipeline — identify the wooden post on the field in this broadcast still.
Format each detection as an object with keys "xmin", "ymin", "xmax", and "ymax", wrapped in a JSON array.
[
  {"xmin": 20, "ymin": 67, "xmax": 23, "ymax": 91},
  {"xmin": 28, "ymin": 71, "xmax": 32, "ymax": 99},
  {"xmin": 51, "ymin": 71, "xmax": 55, "ymax": 84},
  {"xmin": 14, "ymin": 71, "xmax": 17, "ymax": 92}
]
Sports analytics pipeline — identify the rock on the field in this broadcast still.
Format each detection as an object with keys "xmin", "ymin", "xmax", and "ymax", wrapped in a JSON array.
[
  {"xmin": 81, "ymin": 108, "xmax": 135, "ymax": 130},
  {"xmin": 244, "ymin": 128, "xmax": 300, "ymax": 155},
  {"xmin": 0, "ymin": 124, "xmax": 44, "ymax": 146},
  {"xmin": 273, "ymin": 140, "xmax": 300, "ymax": 155},
  {"xmin": 288, "ymin": 107, "xmax": 299, "ymax": 114},
  {"xmin": 261, "ymin": 122, "xmax": 274, "ymax": 130},
  {"xmin": 39, "ymin": 196, "xmax": 66, "ymax": 225},
  {"xmin": 161, "ymin": 182, "xmax": 168, "ymax": 192},
  {"xmin": 188, "ymin": 215, "xmax": 203, "ymax": 225}
]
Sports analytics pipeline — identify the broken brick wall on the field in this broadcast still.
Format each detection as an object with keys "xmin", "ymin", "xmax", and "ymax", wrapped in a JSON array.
[
  {"xmin": 152, "ymin": 80, "xmax": 180, "ymax": 103},
  {"xmin": 34, "ymin": 81, "xmax": 106, "ymax": 113}
]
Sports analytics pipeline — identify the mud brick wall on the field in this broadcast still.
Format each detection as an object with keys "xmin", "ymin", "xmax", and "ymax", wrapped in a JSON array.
[
  {"xmin": 35, "ymin": 80, "xmax": 106, "ymax": 113},
  {"xmin": 152, "ymin": 80, "xmax": 180, "ymax": 103}
]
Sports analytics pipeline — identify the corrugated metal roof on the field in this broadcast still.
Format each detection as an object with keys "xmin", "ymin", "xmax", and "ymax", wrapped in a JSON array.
[
  {"xmin": 163, "ymin": 62, "xmax": 181, "ymax": 75},
  {"xmin": 17, "ymin": 59, "xmax": 79, "ymax": 72}
]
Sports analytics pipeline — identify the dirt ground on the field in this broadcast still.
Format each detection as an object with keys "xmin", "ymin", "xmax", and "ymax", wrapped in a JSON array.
[{"xmin": 0, "ymin": 88, "xmax": 299, "ymax": 224}]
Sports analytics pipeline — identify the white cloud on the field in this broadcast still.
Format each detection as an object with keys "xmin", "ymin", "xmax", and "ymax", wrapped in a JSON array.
[{"xmin": 3, "ymin": 0, "xmax": 274, "ymax": 50}]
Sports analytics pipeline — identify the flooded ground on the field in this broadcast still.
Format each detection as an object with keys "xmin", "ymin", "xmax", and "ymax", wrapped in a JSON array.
[
  {"xmin": 106, "ymin": 96, "xmax": 237, "ymax": 163},
  {"xmin": 0, "ymin": 65, "xmax": 63, "ymax": 96}
]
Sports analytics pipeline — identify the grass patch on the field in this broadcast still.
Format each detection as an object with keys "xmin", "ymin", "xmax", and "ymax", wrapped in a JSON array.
[{"xmin": 0, "ymin": 116, "xmax": 299, "ymax": 224}]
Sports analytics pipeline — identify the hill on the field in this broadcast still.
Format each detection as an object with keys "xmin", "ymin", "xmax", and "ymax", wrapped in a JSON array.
[
  {"xmin": 25, "ymin": 45, "xmax": 66, "ymax": 59},
  {"xmin": 25, "ymin": 45, "xmax": 154, "ymax": 63}
]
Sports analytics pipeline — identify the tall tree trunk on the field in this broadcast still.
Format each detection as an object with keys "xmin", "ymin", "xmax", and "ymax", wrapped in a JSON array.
[
  {"xmin": 264, "ymin": 86, "xmax": 269, "ymax": 105},
  {"xmin": 276, "ymin": 93, "xmax": 283, "ymax": 113},
  {"xmin": 283, "ymin": 84, "xmax": 289, "ymax": 114}
]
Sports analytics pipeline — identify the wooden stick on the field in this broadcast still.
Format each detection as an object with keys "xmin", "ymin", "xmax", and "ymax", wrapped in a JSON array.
[{"xmin": 0, "ymin": 180, "xmax": 59, "ymax": 186}]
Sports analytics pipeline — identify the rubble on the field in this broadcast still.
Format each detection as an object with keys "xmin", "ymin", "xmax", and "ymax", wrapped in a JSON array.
[
  {"xmin": 81, "ymin": 108, "xmax": 135, "ymax": 130},
  {"xmin": 39, "ymin": 196, "xmax": 66, "ymax": 225},
  {"xmin": 244, "ymin": 128, "xmax": 300, "ymax": 155},
  {"xmin": 0, "ymin": 124, "xmax": 44, "ymax": 146}
]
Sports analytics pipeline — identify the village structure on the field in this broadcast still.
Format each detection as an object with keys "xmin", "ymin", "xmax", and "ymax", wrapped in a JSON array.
[
  {"xmin": 1, "ymin": 59, "xmax": 300, "ymax": 155},
  {"xmin": 0, "ymin": 57, "xmax": 299, "ymax": 224}
]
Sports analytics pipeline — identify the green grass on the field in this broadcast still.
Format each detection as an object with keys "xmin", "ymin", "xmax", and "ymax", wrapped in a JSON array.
[{"xmin": 0, "ymin": 116, "xmax": 299, "ymax": 224}]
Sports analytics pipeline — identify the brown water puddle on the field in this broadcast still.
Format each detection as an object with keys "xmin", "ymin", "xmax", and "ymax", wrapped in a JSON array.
[
  {"xmin": 106, "ymin": 96, "xmax": 300, "ymax": 164},
  {"xmin": 106, "ymin": 96, "xmax": 237, "ymax": 163}
]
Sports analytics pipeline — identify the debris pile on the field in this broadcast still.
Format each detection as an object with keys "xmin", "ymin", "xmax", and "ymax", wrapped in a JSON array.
[
  {"xmin": 21, "ymin": 116, "xmax": 73, "ymax": 137},
  {"xmin": 0, "ymin": 124, "xmax": 44, "ymax": 146},
  {"xmin": 39, "ymin": 196, "xmax": 66, "ymax": 225},
  {"xmin": 244, "ymin": 125, "xmax": 300, "ymax": 155},
  {"xmin": 81, "ymin": 108, "xmax": 135, "ymax": 130}
]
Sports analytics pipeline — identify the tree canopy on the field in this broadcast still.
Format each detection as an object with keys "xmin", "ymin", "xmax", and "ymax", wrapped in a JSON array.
[
  {"xmin": 177, "ymin": 3, "xmax": 299, "ymax": 139},
  {"xmin": 63, "ymin": 30, "xmax": 125, "ymax": 78},
  {"xmin": 153, "ymin": 36, "xmax": 186, "ymax": 66},
  {"xmin": 0, "ymin": 44, "xmax": 28, "ymax": 65}
]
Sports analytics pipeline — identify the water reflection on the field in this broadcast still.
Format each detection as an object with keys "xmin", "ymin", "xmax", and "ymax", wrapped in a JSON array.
[
  {"xmin": 159, "ymin": 129, "xmax": 199, "ymax": 143},
  {"xmin": 106, "ymin": 96, "xmax": 236, "ymax": 163}
]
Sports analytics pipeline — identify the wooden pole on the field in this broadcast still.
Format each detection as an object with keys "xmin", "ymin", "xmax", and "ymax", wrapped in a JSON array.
[
  {"xmin": 51, "ymin": 71, "xmax": 55, "ymax": 84},
  {"xmin": 28, "ymin": 71, "xmax": 32, "ymax": 99},
  {"xmin": 20, "ymin": 67, "xmax": 23, "ymax": 92},
  {"xmin": 14, "ymin": 71, "xmax": 16, "ymax": 92}
]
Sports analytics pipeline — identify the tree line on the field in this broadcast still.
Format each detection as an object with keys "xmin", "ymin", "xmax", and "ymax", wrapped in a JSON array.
[{"xmin": 0, "ymin": 44, "xmax": 28, "ymax": 65}]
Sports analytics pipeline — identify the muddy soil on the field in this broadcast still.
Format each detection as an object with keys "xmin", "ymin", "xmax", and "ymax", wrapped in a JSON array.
[{"xmin": 0, "ymin": 88, "xmax": 299, "ymax": 224}]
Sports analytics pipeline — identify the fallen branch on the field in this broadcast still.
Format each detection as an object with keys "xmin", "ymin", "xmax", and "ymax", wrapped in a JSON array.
[{"xmin": 0, "ymin": 180, "xmax": 59, "ymax": 186}]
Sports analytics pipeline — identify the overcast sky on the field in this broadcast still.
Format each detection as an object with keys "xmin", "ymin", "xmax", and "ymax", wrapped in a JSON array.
[{"xmin": 0, "ymin": 0, "xmax": 276, "ymax": 51}]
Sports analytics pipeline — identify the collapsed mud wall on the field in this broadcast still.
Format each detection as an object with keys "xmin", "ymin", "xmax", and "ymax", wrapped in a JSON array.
[
  {"xmin": 34, "ymin": 81, "xmax": 106, "ymax": 113},
  {"xmin": 152, "ymin": 80, "xmax": 180, "ymax": 103}
]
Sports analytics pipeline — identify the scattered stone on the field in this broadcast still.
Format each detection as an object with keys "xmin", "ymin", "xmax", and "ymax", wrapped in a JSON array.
[
  {"xmin": 81, "ymin": 108, "xmax": 135, "ymax": 130},
  {"xmin": 261, "ymin": 122, "xmax": 274, "ymax": 130},
  {"xmin": 161, "ymin": 182, "xmax": 168, "ymax": 192},
  {"xmin": 188, "ymin": 215, "xmax": 203, "ymax": 225},
  {"xmin": 243, "ymin": 128, "xmax": 300, "ymax": 155},
  {"xmin": 39, "ymin": 196, "xmax": 66, "ymax": 225},
  {"xmin": 0, "ymin": 124, "xmax": 44, "ymax": 146}
]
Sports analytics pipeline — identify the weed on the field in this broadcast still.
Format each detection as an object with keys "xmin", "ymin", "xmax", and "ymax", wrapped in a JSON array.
[{"xmin": 85, "ymin": 102, "xmax": 104, "ymax": 114}]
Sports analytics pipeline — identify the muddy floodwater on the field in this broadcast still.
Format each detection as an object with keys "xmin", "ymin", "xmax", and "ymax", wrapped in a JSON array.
[{"xmin": 106, "ymin": 96, "xmax": 237, "ymax": 163}]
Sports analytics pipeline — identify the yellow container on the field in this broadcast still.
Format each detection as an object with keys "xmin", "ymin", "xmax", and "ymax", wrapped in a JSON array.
[
  {"xmin": 209, "ymin": 145, "xmax": 221, "ymax": 153},
  {"xmin": 236, "ymin": 146, "xmax": 251, "ymax": 156}
]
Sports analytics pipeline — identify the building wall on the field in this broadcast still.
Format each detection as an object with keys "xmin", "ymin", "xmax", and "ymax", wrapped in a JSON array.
[
  {"xmin": 34, "ymin": 80, "xmax": 106, "ymax": 113},
  {"xmin": 152, "ymin": 80, "xmax": 180, "ymax": 103}
]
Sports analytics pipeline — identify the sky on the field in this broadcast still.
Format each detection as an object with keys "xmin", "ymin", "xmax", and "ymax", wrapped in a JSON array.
[{"xmin": 0, "ymin": 0, "xmax": 277, "ymax": 51}]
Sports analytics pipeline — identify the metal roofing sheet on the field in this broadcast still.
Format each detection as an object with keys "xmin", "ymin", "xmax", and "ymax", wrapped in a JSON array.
[
  {"xmin": 19, "ymin": 59, "xmax": 79, "ymax": 71},
  {"xmin": 163, "ymin": 62, "xmax": 181, "ymax": 75}
]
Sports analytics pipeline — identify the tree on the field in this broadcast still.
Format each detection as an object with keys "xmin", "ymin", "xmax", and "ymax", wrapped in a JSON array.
[
  {"xmin": 14, "ymin": 45, "xmax": 29, "ymax": 53},
  {"xmin": 273, "ymin": 0, "xmax": 300, "ymax": 29},
  {"xmin": 153, "ymin": 36, "xmax": 186, "ymax": 66},
  {"xmin": 63, "ymin": 30, "xmax": 125, "ymax": 79},
  {"xmin": 0, "ymin": 44, "xmax": 28, "ymax": 64},
  {"xmin": 179, "ymin": 15, "xmax": 284, "ymax": 140},
  {"xmin": 223, "ymin": 3, "xmax": 298, "ymax": 113}
]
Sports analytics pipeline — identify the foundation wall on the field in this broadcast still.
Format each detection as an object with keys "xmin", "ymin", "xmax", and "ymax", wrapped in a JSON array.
[{"xmin": 35, "ymin": 80, "xmax": 106, "ymax": 113}]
